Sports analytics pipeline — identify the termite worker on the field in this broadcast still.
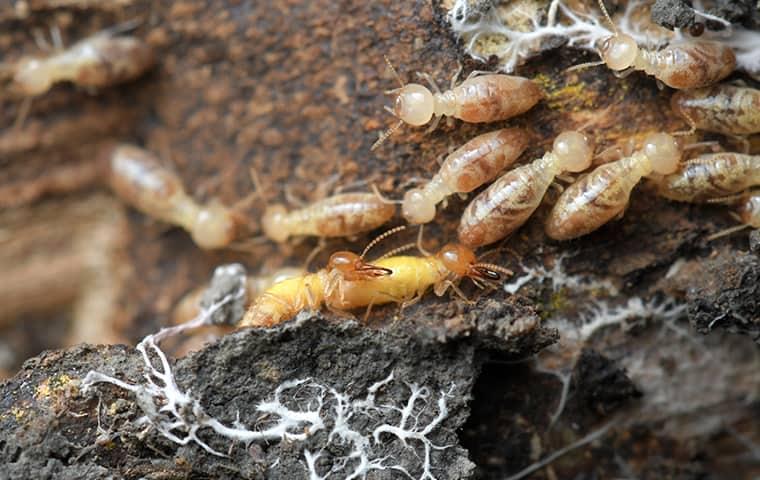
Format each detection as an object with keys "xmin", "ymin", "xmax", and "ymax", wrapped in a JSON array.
[
  {"xmin": 239, "ymin": 243, "xmax": 511, "ymax": 328},
  {"xmin": 402, "ymin": 128, "xmax": 530, "ymax": 224},
  {"xmin": 457, "ymin": 131, "xmax": 593, "ymax": 248},
  {"xmin": 545, "ymin": 132, "xmax": 681, "ymax": 241},
  {"xmin": 671, "ymin": 85, "xmax": 760, "ymax": 135},
  {"xmin": 373, "ymin": 59, "xmax": 542, "ymax": 149},
  {"xmin": 5, "ymin": 23, "xmax": 154, "ymax": 97},
  {"xmin": 588, "ymin": 0, "xmax": 735, "ymax": 89},
  {"xmin": 106, "ymin": 143, "xmax": 239, "ymax": 250},
  {"xmin": 261, "ymin": 193, "xmax": 396, "ymax": 243},
  {"xmin": 651, "ymin": 152, "xmax": 760, "ymax": 203}
]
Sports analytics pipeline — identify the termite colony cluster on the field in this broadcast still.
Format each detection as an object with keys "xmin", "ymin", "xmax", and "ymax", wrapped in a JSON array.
[{"xmin": 6, "ymin": 1, "xmax": 758, "ymax": 342}]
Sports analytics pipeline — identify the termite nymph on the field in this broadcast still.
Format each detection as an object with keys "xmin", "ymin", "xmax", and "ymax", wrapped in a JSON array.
[
  {"xmin": 546, "ymin": 132, "xmax": 681, "ymax": 241},
  {"xmin": 671, "ymin": 85, "xmax": 760, "ymax": 135},
  {"xmin": 457, "ymin": 131, "xmax": 593, "ymax": 248},
  {"xmin": 6, "ymin": 21, "xmax": 154, "ymax": 97},
  {"xmin": 261, "ymin": 193, "xmax": 396, "ymax": 243},
  {"xmin": 588, "ymin": 0, "xmax": 735, "ymax": 89},
  {"xmin": 239, "ymin": 241, "xmax": 511, "ymax": 328},
  {"xmin": 651, "ymin": 152, "xmax": 760, "ymax": 203},
  {"xmin": 403, "ymin": 127, "xmax": 530, "ymax": 224},
  {"xmin": 106, "ymin": 143, "xmax": 239, "ymax": 250},
  {"xmin": 373, "ymin": 58, "xmax": 542, "ymax": 149}
]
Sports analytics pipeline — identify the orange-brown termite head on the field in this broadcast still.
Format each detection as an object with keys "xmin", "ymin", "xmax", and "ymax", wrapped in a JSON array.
[
  {"xmin": 435, "ymin": 243, "xmax": 511, "ymax": 284},
  {"xmin": 327, "ymin": 251, "xmax": 393, "ymax": 281},
  {"xmin": 393, "ymin": 83, "xmax": 436, "ymax": 126}
]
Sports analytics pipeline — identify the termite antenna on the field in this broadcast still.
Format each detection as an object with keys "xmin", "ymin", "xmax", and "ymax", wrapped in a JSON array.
[
  {"xmin": 374, "ymin": 242, "xmax": 417, "ymax": 261},
  {"xmin": 361, "ymin": 225, "xmax": 407, "ymax": 259},
  {"xmin": 705, "ymin": 193, "xmax": 746, "ymax": 205},
  {"xmin": 383, "ymin": 55, "xmax": 405, "ymax": 89},
  {"xmin": 596, "ymin": 0, "xmax": 617, "ymax": 33},
  {"xmin": 371, "ymin": 120, "xmax": 404, "ymax": 151},
  {"xmin": 672, "ymin": 109, "xmax": 697, "ymax": 137}
]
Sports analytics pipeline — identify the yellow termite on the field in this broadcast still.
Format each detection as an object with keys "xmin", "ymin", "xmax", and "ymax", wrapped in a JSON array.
[
  {"xmin": 3, "ymin": 21, "xmax": 154, "ymax": 97},
  {"xmin": 457, "ymin": 131, "xmax": 593, "ymax": 248},
  {"xmin": 402, "ymin": 128, "xmax": 530, "ymax": 224},
  {"xmin": 584, "ymin": 0, "xmax": 735, "ymax": 89},
  {"xmin": 261, "ymin": 193, "xmax": 396, "ymax": 243},
  {"xmin": 172, "ymin": 267, "xmax": 304, "ymax": 326},
  {"xmin": 546, "ymin": 133, "xmax": 681, "ymax": 241},
  {"xmin": 651, "ymin": 152, "xmax": 760, "ymax": 203},
  {"xmin": 239, "ymin": 243, "xmax": 511, "ymax": 328},
  {"xmin": 373, "ymin": 58, "xmax": 542, "ymax": 149},
  {"xmin": 105, "ymin": 143, "xmax": 240, "ymax": 250},
  {"xmin": 671, "ymin": 85, "xmax": 760, "ymax": 135}
]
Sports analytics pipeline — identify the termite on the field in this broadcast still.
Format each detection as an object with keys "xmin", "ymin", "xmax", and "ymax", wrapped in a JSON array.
[
  {"xmin": 3, "ymin": 21, "xmax": 154, "ymax": 97},
  {"xmin": 239, "ymin": 242, "xmax": 511, "ymax": 328},
  {"xmin": 106, "ymin": 143, "xmax": 240, "ymax": 250},
  {"xmin": 545, "ymin": 132, "xmax": 681, "ymax": 241},
  {"xmin": 651, "ymin": 152, "xmax": 760, "ymax": 203},
  {"xmin": 582, "ymin": 0, "xmax": 735, "ymax": 89},
  {"xmin": 261, "ymin": 193, "xmax": 396, "ymax": 243},
  {"xmin": 457, "ymin": 131, "xmax": 593, "ymax": 248},
  {"xmin": 172, "ymin": 267, "xmax": 304, "ymax": 326},
  {"xmin": 373, "ymin": 59, "xmax": 542, "ymax": 149},
  {"xmin": 671, "ymin": 85, "xmax": 760, "ymax": 135},
  {"xmin": 402, "ymin": 127, "xmax": 530, "ymax": 224}
]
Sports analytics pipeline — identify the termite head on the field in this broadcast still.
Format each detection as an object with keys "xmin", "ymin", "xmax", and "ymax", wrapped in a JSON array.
[
  {"xmin": 553, "ymin": 131, "xmax": 593, "ymax": 172},
  {"xmin": 643, "ymin": 133, "xmax": 680, "ymax": 175},
  {"xmin": 13, "ymin": 58, "xmax": 53, "ymax": 95},
  {"xmin": 262, "ymin": 204, "xmax": 289, "ymax": 243},
  {"xmin": 402, "ymin": 188, "xmax": 437, "ymax": 224},
  {"xmin": 191, "ymin": 202, "xmax": 236, "ymax": 249},
  {"xmin": 436, "ymin": 243, "xmax": 511, "ymax": 283},
  {"xmin": 393, "ymin": 84, "xmax": 435, "ymax": 126},
  {"xmin": 327, "ymin": 251, "xmax": 392, "ymax": 281},
  {"xmin": 599, "ymin": 33, "xmax": 638, "ymax": 71}
]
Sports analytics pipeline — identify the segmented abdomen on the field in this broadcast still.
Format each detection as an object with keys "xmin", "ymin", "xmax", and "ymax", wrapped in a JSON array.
[
  {"xmin": 73, "ymin": 36, "xmax": 155, "ymax": 88},
  {"xmin": 546, "ymin": 156, "xmax": 646, "ymax": 240},
  {"xmin": 671, "ymin": 85, "xmax": 760, "ymax": 135},
  {"xmin": 240, "ymin": 273, "xmax": 325, "ymax": 327},
  {"xmin": 287, "ymin": 193, "xmax": 395, "ymax": 238},
  {"xmin": 654, "ymin": 153, "xmax": 760, "ymax": 202},
  {"xmin": 445, "ymin": 75, "xmax": 542, "ymax": 123},
  {"xmin": 441, "ymin": 128, "xmax": 529, "ymax": 192},
  {"xmin": 458, "ymin": 158, "xmax": 555, "ymax": 248},
  {"xmin": 642, "ymin": 41, "xmax": 735, "ymax": 89},
  {"xmin": 107, "ymin": 143, "xmax": 188, "ymax": 223}
]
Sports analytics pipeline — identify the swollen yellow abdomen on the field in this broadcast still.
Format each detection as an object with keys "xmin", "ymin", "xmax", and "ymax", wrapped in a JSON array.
[{"xmin": 240, "ymin": 273, "xmax": 325, "ymax": 327}]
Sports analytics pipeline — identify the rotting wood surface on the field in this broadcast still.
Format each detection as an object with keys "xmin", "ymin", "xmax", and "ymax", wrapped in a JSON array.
[{"xmin": 0, "ymin": 0, "xmax": 759, "ymax": 479}]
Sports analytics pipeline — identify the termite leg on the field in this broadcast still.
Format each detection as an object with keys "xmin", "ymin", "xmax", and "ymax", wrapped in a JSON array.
[
  {"xmin": 370, "ymin": 183, "xmax": 402, "ymax": 205},
  {"xmin": 439, "ymin": 280, "xmax": 474, "ymax": 304},
  {"xmin": 706, "ymin": 224, "xmax": 750, "ymax": 241},
  {"xmin": 416, "ymin": 224, "xmax": 432, "ymax": 257},
  {"xmin": 672, "ymin": 108, "xmax": 697, "ymax": 137},
  {"xmin": 12, "ymin": 97, "xmax": 32, "ymax": 130},
  {"xmin": 705, "ymin": 193, "xmax": 746, "ymax": 205},
  {"xmin": 303, "ymin": 239, "xmax": 326, "ymax": 272}
]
